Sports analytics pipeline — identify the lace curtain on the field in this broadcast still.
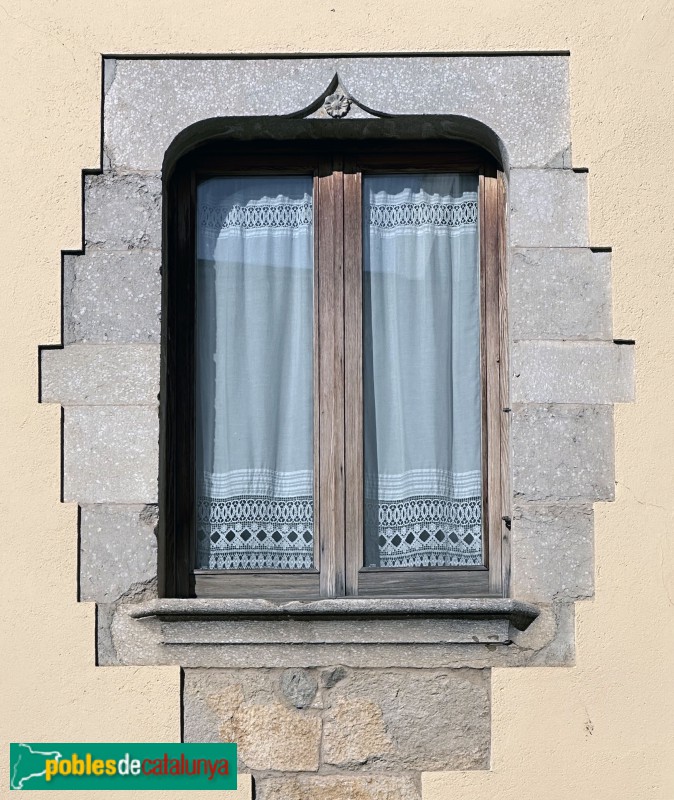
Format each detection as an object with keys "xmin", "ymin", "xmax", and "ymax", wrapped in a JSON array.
[
  {"xmin": 363, "ymin": 173, "xmax": 483, "ymax": 567},
  {"xmin": 195, "ymin": 176, "xmax": 314, "ymax": 570}
]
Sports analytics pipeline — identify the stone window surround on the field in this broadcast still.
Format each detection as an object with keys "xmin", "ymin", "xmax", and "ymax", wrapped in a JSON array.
[{"xmin": 39, "ymin": 54, "xmax": 635, "ymax": 671}]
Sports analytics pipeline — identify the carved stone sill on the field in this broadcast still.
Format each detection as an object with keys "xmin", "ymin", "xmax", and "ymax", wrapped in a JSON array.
[
  {"xmin": 129, "ymin": 597, "xmax": 538, "ymax": 632},
  {"xmin": 107, "ymin": 598, "xmax": 540, "ymax": 668}
]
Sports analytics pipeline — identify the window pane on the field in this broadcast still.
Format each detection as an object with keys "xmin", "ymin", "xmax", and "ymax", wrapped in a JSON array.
[
  {"xmin": 195, "ymin": 176, "xmax": 314, "ymax": 570},
  {"xmin": 362, "ymin": 173, "xmax": 482, "ymax": 568}
]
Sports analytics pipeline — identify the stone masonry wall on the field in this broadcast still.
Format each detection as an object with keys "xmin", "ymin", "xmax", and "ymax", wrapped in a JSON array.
[{"xmin": 184, "ymin": 667, "xmax": 490, "ymax": 799}]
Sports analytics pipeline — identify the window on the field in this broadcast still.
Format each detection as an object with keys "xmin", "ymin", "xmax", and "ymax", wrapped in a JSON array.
[{"xmin": 162, "ymin": 140, "xmax": 506, "ymax": 600}]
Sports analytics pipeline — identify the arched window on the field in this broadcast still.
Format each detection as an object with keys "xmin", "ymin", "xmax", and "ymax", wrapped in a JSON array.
[{"xmin": 162, "ymin": 139, "xmax": 506, "ymax": 599}]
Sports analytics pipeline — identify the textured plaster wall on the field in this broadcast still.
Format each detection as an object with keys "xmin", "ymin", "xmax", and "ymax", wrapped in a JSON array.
[{"xmin": 1, "ymin": 2, "xmax": 673, "ymax": 800}]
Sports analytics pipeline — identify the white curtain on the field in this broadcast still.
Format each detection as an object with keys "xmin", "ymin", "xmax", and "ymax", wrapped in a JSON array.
[
  {"xmin": 195, "ymin": 176, "xmax": 314, "ymax": 570},
  {"xmin": 363, "ymin": 173, "xmax": 483, "ymax": 568}
]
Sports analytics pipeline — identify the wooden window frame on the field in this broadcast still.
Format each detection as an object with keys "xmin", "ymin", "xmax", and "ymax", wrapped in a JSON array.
[{"xmin": 161, "ymin": 139, "xmax": 508, "ymax": 600}]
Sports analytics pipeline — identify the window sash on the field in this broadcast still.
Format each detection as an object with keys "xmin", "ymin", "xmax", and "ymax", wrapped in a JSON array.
[{"xmin": 162, "ymin": 141, "xmax": 507, "ymax": 600}]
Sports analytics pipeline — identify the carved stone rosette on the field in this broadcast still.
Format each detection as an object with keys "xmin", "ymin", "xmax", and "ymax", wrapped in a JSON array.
[{"xmin": 323, "ymin": 91, "xmax": 351, "ymax": 118}]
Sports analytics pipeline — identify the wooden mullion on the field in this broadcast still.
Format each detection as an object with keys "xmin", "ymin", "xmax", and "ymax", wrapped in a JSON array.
[
  {"xmin": 317, "ymin": 156, "xmax": 346, "ymax": 597},
  {"xmin": 344, "ymin": 162, "xmax": 363, "ymax": 595}
]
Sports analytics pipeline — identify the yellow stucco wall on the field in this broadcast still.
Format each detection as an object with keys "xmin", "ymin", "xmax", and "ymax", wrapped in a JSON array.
[{"xmin": 1, "ymin": 1, "xmax": 672, "ymax": 798}]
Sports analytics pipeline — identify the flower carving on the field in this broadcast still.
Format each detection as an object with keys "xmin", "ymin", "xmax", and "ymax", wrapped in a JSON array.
[{"xmin": 324, "ymin": 91, "xmax": 351, "ymax": 118}]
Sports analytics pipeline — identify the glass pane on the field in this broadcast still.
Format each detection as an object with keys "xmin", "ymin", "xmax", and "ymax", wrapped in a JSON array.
[
  {"xmin": 195, "ymin": 176, "xmax": 314, "ymax": 570},
  {"xmin": 362, "ymin": 173, "xmax": 482, "ymax": 568}
]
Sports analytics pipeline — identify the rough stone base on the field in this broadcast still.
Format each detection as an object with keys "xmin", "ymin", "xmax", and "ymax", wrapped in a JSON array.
[{"xmin": 183, "ymin": 667, "xmax": 490, "ymax": 789}]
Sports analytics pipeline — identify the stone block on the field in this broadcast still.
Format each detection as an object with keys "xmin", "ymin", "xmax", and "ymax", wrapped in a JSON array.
[
  {"xmin": 322, "ymin": 669, "xmax": 489, "ymax": 770},
  {"xmin": 63, "ymin": 250, "xmax": 161, "ymax": 343},
  {"xmin": 512, "ymin": 404, "xmax": 614, "ymax": 502},
  {"xmin": 279, "ymin": 669, "xmax": 318, "ymax": 708},
  {"xmin": 510, "ymin": 505, "xmax": 594, "ymax": 602},
  {"xmin": 510, "ymin": 169, "xmax": 589, "ymax": 247},
  {"xmin": 183, "ymin": 670, "xmax": 321, "ymax": 771},
  {"xmin": 104, "ymin": 56, "xmax": 569, "ymax": 171},
  {"xmin": 96, "ymin": 603, "xmax": 119, "ymax": 665},
  {"xmin": 323, "ymin": 696, "xmax": 393, "ymax": 766},
  {"xmin": 63, "ymin": 406, "xmax": 158, "ymax": 503},
  {"xmin": 339, "ymin": 56, "xmax": 569, "ymax": 168},
  {"xmin": 41, "ymin": 344, "xmax": 159, "ymax": 405},
  {"xmin": 322, "ymin": 666, "xmax": 348, "ymax": 688},
  {"xmin": 229, "ymin": 703, "xmax": 320, "ymax": 771},
  {"xmin": 105, "ymin": 59, "xmax": 337, "ymax": 171},
  {"xmin": 521, "ymin": 601, "xmax": 576, "ymax": 667},
  {"xmin": 510, "ymin": 248, "xmax": 612, "ymax": 340},
  {"xmin": 512, "ymin": 341, "xmax": 634, "ymax": 404},
  {"xmin": 256, "ymin": 775, "xmax": 421, "ymax": 800},
  {"xmin": 84, "ymin": 171, "xmax": 161, "ymax": 250},
  {"xmin": 80, "ymin": 504, "xmax": 157, "ymax": 603}
]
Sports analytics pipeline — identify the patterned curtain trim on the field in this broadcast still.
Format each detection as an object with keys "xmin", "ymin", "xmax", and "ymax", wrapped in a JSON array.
[
  {"xmin": 197, "ymin": 494, "xmax": 482, "ymax": 570},
  {"xmin": 196, "ymin": 494, "xmax": 314, "ymax": 570},
  {"xmin": 366, "ymin": 494, "xmax": 482, "ymax": 568},
  {"xmin": 199, "ymin": 197, "xmax": 313, "ymax": 239},
  {"xmin": 369, "ymin": 197, "xmax": 478, "ymax": 231},
  {"xmin": 196, "ymin": 469, "xmax": 482, "ymax": 569}
]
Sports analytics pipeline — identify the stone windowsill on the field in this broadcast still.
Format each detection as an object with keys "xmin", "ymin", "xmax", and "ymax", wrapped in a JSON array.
[
  {"xmin": 110, "ymin": 597, "xmax": 542, "ymax": 666},
  {"xmin": 125, "ymin": 597, "xmax": 539, "ymax": 647},
  {"xmin": 130, "ymin": 597, "xmax": 537, "ymax": 629}
]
